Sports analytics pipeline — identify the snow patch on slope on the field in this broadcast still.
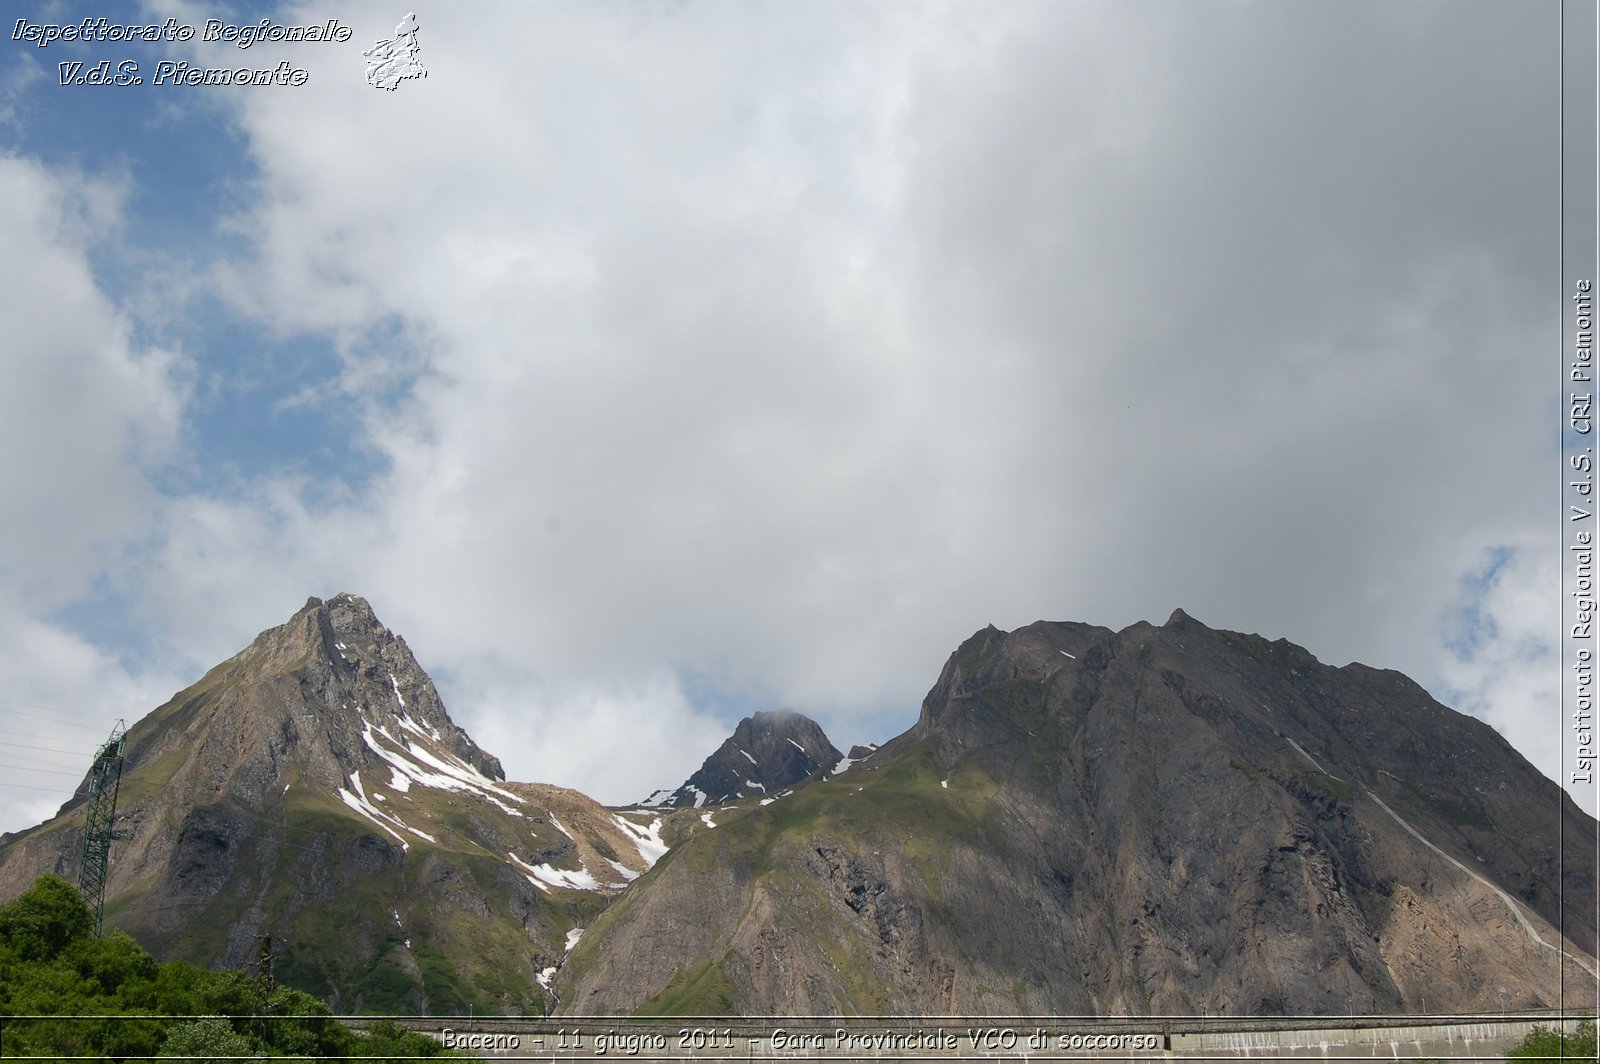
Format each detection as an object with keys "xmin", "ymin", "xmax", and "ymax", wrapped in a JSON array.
[
  {"xmin": 396, "ymin": 710, "xmax": 442, "ymax": 743},
  {"xmin": 338, "ymin": 771, "xmax": 435, "ymax": 850},
  {"xmin": 508, "ymin": 851, "xmax": 601, "ymax": 893},
  {"xmin": 1284, "ymin": 735, "xmax": 1340, "ymax": 780},
  {"xmin": 358, "ymin": 716, "xmax": 524, "ymax": 816},
  {"xmin": 535, "ymin": 929, "xmax": 586, "ymax": 992},
  {"xmin": 612, "ymin": 814, "xmax": 669, "ymax": 867}
]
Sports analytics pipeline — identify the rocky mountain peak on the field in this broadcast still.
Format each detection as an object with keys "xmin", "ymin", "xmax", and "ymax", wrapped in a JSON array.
[
  {"xmin": 108, "ymin": 593, "xmax": 506, "ymax": 830},
  {"xmin": 311, "ymin": 593, "xmax": 494, "ymax": 771},
  {"xmin": 0, "ymin": 593, "xmax": 669, "ymax": 1014},
  {"xmin": 642, "ymin": 708, "xmax": 844, "ymax": 808}
]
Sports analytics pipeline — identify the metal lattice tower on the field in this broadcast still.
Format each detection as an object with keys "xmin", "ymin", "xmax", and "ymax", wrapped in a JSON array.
[{"xmin": 77, "ymin": 719, "xmax": 127, "ymax": 937}]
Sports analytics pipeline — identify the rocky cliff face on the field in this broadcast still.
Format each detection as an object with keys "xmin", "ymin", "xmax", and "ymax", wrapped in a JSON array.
[
  {"xmin": 0, "ymin": 594, "xmax": 667, "ymax": 1015},
  {"xmin": 561, "ymin": 610, "xmax": 1598, "ymax": 1016},
  {"xmin": 641, "ymin": 709, "xmax": 843, "ymax": 808}
]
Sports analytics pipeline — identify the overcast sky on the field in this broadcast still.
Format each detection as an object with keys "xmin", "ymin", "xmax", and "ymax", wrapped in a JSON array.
[{"xmin": 2, "ymin": 0, "xmax": 1593, "ymax": 834}]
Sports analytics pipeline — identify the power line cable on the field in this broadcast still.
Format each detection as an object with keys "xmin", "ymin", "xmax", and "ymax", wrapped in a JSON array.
[
  {"xmin": 0, "ymin": 738, "xmax": 97, "ymax": 760},
  {"xmin": 0, "ymin": 697, "xmax": 125, "ymax": 723},
  {"xmin": 0, "ymin": 759, "xmax": 88, "ymax": 778},
  {"xmin": 0, "ymin": 707, "xmax": 120, "ymax": 732},
  {"xmin": 0, "ymin": 780, "xmax": 76, "ymax": 795}
]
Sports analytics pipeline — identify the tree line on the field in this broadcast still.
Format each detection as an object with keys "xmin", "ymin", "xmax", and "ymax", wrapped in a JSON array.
[{"xmin": 0, "ymin": 874, "xmax": 453, "ymax": 1060}]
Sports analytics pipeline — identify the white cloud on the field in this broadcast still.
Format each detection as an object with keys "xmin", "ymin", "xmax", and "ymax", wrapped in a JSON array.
[
  {"xmin": 0, "ymin": 153, "xmax": 195, "ymax": 833},
  {"xmin": 0, "ymin": 595, "xmax": 188, "ymax": 835},
  {"xmin": 1435, "ymin": 544, "xmax": 1595, "ymax": 816},
  {"xmin": 0, "ymin": 155, "xmax": 183, "ymax": 610},
  {"xmin": 2, "ymin": 1, "xmax": 1587, "ymax": 830},
  {"xmin": 193, "ymin": 0, "xmax": 1574, "ymax": 802},
  {"xmin": 0, "ymin": 51, "xmax": 45, "ymax": 133},
  {"xmin": 438, "ymin": 665, "xmax": 730, "ymax": 806}
]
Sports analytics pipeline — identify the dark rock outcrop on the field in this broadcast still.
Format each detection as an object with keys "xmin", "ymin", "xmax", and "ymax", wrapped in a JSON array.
[{"xmin": 645, "ymin": 709, "xmax": 843, "ymax": 807}]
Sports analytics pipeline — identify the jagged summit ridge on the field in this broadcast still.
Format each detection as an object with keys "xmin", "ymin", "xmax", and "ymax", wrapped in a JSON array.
[
  {"xmin": 642, "ymin": 708, "xmax": 844, "ymax": 808},
  {"xmin": 200, "ymin": 591, "xmax": 505, "ymax": 786}
]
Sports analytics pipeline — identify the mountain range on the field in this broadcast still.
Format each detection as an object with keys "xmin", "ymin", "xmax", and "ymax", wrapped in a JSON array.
[{"xmin": 0, "ymin": 594, "xmax": 1593, "ymax": 1016}]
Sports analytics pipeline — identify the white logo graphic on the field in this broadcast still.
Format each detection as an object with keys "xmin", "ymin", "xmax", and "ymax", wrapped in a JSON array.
[{"xmin": 364, "ymin": 12, "xmax": 425, "ymax": 91}]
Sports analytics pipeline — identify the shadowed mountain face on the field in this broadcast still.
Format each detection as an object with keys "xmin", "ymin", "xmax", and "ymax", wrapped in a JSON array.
[
  {"xmin": 2, "ymin": 600, "xmax": 1593, "ymax": 1018},
  {"xmin": 561, "ymin": 610, "xmax": 1598, "ymax": 1016},
  {"xmin": 640, "ymin": 709, "xmax": 843, "ymax": 808}
]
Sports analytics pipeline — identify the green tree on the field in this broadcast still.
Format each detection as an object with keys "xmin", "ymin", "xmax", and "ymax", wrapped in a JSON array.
[
  {"xmin": 0, "ymin": 873, "xmax": 92, "ymax": 961},
  {"xmin": 146, "ymin": 957, "xmax": 214, "ymax": 1013},
  {"xmin": 1506, "ymin": 1018, "xmax": 1597, "ymax": 1060},
  {"xmin": 0, "ymin": 874, "xmax": 459, "ymax": 1060},
  {"xmin": 351, "ymin": 1017, "xmax": 451, "ymax": 1058},
  {"xmin": 194, "ymin": 966, "xmax": 262, "ymax": 1015},
  {"xmin": 65, "ymin": 928, "xmax": 158, "ymax": 996},
  {"xmin": 158, "ymin": 1015, "xmax": 253, "ymax": 1062},
  {"xmin": 258, "ymin": 984, "xmax": 350, "ymax": 1058}
]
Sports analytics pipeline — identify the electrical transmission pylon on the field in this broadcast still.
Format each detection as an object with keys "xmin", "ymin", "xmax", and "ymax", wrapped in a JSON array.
[{"xmin": 77, "ymin": 719, "xmax": 127, "ymax": 937}]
